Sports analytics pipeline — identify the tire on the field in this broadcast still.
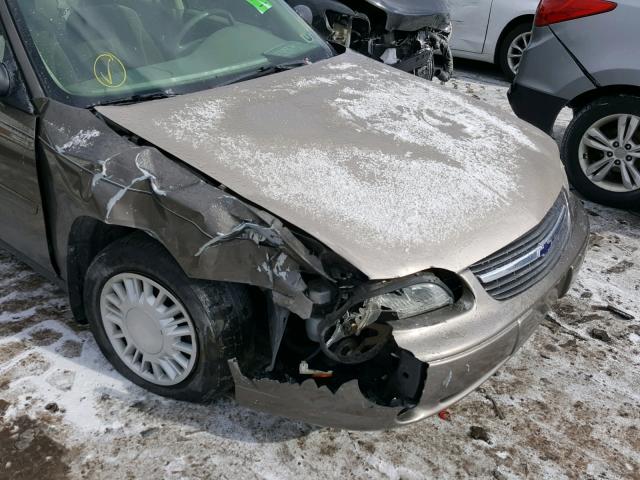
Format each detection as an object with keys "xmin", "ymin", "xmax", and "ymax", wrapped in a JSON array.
[
  {"xmin": 84, "ymin": 232, "xmax": 254, "ymax": 402},
  {"xmin": 498, "ymin": 22, "xmax": 532, "ymax": 81},
  {"xmin": 413, "ymin": 51, "xmax": 435, "ymax": 81},
  {"xmin": 562, "ymin": 95, "xmax": 640, "ymax": 209}
]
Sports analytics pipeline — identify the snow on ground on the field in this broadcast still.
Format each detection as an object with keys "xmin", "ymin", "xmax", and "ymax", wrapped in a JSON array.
[{"xmin": 1, "ymin": 61, "xmax": 639, "ymax": 480}]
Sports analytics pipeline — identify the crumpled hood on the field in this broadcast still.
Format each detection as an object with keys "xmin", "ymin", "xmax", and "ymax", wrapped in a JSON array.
[{"xmin": 97, "ymin": 51, "xmax": 566, "ymax": 280}]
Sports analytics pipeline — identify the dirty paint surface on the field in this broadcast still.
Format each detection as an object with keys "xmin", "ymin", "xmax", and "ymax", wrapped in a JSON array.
[{"xmin": 1, "ymin": 64, "xmax": 639, "ymax": 479}]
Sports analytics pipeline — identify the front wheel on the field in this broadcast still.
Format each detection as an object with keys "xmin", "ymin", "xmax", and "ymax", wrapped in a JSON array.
[
  {"xmin": 562, "ymin": 95, "xmax": 640, "ymax": 209},
  {"xmin": 84, "ymin": 233, "xmax": 254, "ymax": 402}
]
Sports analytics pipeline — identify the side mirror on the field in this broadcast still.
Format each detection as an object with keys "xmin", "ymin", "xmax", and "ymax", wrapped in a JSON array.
[
  {"xmin": 0, "ymin": 64, "xmax": 11, "ymax": 97},
  {"xmin": 293, "ymin": 5, "xmax": 314, "ymax": 25}
]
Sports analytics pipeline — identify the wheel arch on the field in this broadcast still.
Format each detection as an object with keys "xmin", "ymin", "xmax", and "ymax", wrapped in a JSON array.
[
  {"xmin": 66, "ymin": 216, "xmax": 138, "ymax": 323},
  {"xmin": 567, "ymin": 85, "xmax": 640, "ymax": 113},
  {"xmin": 65, "ymin": 216, "xmax": 270, "ymax": 328},
  {"xmin": 493, "ymin": 15, "xmax": 534, "ymax": 65}
]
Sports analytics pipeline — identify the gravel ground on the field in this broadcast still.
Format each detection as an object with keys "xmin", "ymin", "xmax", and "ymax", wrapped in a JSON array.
[{"xmin": 1, "ymin": 61, "xmax": 639, "ymax": 480}]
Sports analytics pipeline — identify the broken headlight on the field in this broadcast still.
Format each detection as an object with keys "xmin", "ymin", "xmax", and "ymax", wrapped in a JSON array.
[
  {"xmin": 367, "ymin": 282, "xmax": 454, "ymax": 320},
  {"xmin": 320, "ymin": 275, "xmax": 454, "ymax": 364},
  {"xmin": 350, "ymin": 277, "xmax": 455, "ymax": 332}
]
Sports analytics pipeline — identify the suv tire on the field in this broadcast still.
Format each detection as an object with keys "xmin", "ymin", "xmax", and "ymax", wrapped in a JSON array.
[{"xmin": 562, "ymin": 95, "xmax": 640, "ymax": 209}]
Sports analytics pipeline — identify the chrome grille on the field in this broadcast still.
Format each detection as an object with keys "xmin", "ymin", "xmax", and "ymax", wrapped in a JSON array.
[{"xmin": 470, "ymin": 194, "xmax": 570, "ymax": 301}]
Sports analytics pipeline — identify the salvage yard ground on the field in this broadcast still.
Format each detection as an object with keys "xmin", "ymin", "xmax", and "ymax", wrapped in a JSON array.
[{"xmin": 0, "ymin": 62, "xmax": 639, "ymax": 480}]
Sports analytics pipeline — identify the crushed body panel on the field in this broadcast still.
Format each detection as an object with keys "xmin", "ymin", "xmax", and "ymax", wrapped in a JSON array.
[
  {"xmin": 229, "ymin": 197, "xmax": 588, "ymax": 430},
  {"xmin": 38, "ymin": 100, "xmax": 325, "ymax": 318}
]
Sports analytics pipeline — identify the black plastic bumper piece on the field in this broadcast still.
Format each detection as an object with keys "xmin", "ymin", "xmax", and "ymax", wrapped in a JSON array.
[{"xmin": 508, "ymin": 83, "xmax": 567, "ymax": 135}]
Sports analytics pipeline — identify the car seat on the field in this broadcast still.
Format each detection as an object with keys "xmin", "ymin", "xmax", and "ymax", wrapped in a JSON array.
[
  {"xmin": 65, "ymin": 0, "xmax": 165, "ymax": 72},
  {"xmin": 22, "ymin": 0, "xmax": 79, "ymax": 86}
]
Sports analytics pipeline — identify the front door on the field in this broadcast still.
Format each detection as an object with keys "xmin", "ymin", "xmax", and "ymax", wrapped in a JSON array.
[{"xmin": 0, "ymin": 27, "xmax": 52, "ymax": 271}]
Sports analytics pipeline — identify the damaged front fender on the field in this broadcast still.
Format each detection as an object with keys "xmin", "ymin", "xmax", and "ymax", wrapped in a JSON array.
[{"xmin": 38, "ymin": 99, "xmax": 330, "ymax": 319}]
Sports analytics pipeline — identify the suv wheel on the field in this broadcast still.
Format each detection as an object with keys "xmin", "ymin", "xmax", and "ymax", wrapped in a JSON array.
[
  {"xmin": 562, "ymin": 95, "xmax": 640, "ymax": 209},
  {"xmin": 498, "ymin": 23, "xmax": 532, "ymax": 81},
  {"xmin": 84, "ymin": 233, "xmax": 254, "ymax": 401}
]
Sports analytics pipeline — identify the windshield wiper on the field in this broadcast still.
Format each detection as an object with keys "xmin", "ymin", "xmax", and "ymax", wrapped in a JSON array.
[
  {"xmin": 93, "ymin": 60, "xmax": 310, "ymax": 106},
  {"xmin": 95, "ymin": 91, "xmax": 177, "ymax": 107},
  {"xmin": 218, "ymin": 60, "xmax": 312, "ymax": 87}
]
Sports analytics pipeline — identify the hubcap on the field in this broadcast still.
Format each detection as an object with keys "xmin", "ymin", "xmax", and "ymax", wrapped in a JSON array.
[
  {"xmin": 578, "ymin": 114, "xmax": 640, "ymax": 193},
  {"xmin": 507, "ymin": 31, "xmax": 532, "ymax": 75},
  {"xmin": 100, "ymin": 273, "xmax": 198, "ymax": 386}
]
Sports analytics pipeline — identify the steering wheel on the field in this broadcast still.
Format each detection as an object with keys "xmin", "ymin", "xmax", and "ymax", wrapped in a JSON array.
[{"xmin": 175, "ymin": 10, "xmax": 235, "ymax": 54}]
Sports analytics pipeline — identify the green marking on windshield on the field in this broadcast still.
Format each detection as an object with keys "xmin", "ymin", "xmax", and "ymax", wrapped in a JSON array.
[{"xmin": 245, "ymin": 0, "xmax": 272, "ymax": 14}]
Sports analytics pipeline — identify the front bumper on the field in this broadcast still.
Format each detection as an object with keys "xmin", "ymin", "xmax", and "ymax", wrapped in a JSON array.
[{"xmin": 231, "ymin": 194, "xmax": 589, "ymax": 430}]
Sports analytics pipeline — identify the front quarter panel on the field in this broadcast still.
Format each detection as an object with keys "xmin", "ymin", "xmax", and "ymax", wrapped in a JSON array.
[{"xmin": 38, "ymin": 100, "xmax": 326, "ymax": 319}]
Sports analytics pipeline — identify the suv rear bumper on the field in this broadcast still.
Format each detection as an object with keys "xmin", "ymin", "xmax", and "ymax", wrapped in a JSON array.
[
  {"xmin": 231, "ymin": 195, "xmax": 589, "ymax": 430},
  {"xmin": 508, "ymin": 25, "xmax": 597, "ymax": 135},
  {"xmin": 508, "ymin": 83, "xmax": 567, "ymax": 134}
]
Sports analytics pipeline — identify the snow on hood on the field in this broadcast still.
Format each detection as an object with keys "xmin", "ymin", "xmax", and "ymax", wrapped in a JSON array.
[{"xmin": 97, "ymin": 51, "xmax": 566, "ymax": 279}]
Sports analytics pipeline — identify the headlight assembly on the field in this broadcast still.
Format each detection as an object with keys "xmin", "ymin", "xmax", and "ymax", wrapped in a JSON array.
[
  {"xmin": 336, "ymin": 273, "xmax": 455, "ymax": 336},
  {"xmin": 367, "ymin": 281, "xmax": 454, "ymax": 320},
  {"xmin": 315, "ymin": 273, "xmax": 457, "ymax": 364}
]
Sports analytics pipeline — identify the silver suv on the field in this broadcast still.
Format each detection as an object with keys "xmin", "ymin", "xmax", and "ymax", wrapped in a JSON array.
[{"xmin": 509, "ymin": 0, "xmax": 640, "ymax": 209}]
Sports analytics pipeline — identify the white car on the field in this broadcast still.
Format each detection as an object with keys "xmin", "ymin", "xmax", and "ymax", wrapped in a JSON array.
[{"xmin": 448, "ymin": 0, "xmax": 539, "ymax": 79}]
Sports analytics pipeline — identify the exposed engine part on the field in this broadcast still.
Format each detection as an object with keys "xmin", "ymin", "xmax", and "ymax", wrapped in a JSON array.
[
  {"xmin": 323, "ymin": 323, "xmax": 392, "ymax": 364},
  {"xmin": 299, "ymin": 361, "xmax": 333, "ymax": 377},
  {"xmin": 307, "ymin": 278, "xmax": 335, "ymax": 304},
  {"xmin": 266, "ymin": 300, "xmax": 290, "ymax": 371},
  {"xmin": 305, "ymin": 316, "xmax": 323, "ymax": 342},
  {"xmin": 233, "ymin": 272, "xmax": 460, "ymax": 418},
  {"xmin": 287, "ymin": 0, "xmax": 453, "ymax": 81},
  {"xmin": 380, "ymin": 48, "xmax": 399, "ymax": 65}
]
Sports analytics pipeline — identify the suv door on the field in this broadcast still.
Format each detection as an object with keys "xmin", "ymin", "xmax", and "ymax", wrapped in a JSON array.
[
  {"xmin": 0, "ymin": 26, "xmax": 52, "ymax": 271},
  {"xmin": 448, "ymin": 0, "xmax": 493, "ymax": 54}
]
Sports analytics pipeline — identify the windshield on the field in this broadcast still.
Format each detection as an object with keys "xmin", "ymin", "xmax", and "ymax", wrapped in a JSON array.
[{"xmin": 8, "ymin": 0, "xmax": 333, "ymax": 107}]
